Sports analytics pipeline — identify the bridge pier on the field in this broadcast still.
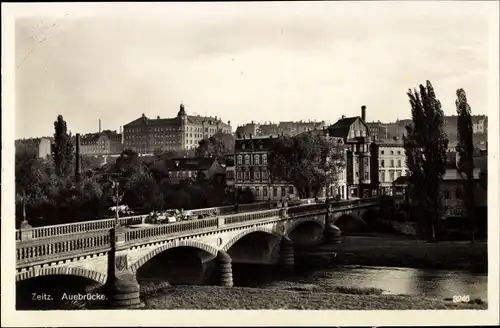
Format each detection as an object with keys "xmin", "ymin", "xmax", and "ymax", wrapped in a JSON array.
[
  {"xmin": 324, "ymin": 205, "xmax": 342, "ymax": 244},
  {"xmin": 217, "ymin": 251, "xmax": 233, "ymax": 287},
  {"xmin": 279, "ymin": 237, "xmax": 295, "ymax": 274},
  {"xmin": 104, "ymin": 226, "xmax": 143, "ymax": 309}
]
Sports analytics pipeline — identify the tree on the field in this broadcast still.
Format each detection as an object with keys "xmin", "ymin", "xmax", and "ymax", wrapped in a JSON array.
[
  {"xmin": 51, "ymin": 115, "xmax": 75, "ymax": 179},
  {"xmin": 403, "ymin": 80, "xmax": 449, "ymax": 242},
  {"xmin": 268, "ymin": 132, "xmax": 345, "ymax": 198},
  {"xmin": 455, "ymin": 88, "xmax": 476, "ymax": 243},
  {"xmin": 112, "ymin": 148, "xmax": 143, "ymax": 179},
  {"xmin": 122, "ymin": 172, "xmax": 164, "ymax": 214},
  {"xmin": 195, "ymin": 132, "xmax": 234, "ymax": 159}
]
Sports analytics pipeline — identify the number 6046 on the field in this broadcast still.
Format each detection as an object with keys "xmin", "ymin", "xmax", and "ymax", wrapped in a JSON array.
[{"xmin": 453, "ymin": 295, "xmax": 470, "ymax": 303}]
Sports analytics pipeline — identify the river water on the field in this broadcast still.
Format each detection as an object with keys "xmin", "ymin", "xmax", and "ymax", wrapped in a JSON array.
[{"xmin": 280, "ymin": 264, "xmax": 488, "ymax": 301}]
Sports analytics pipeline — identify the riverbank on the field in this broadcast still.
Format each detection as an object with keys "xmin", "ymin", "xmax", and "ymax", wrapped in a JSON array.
[
  {"xmin": 313, "ymin": 235, "xmax": 487, "ymax": 273},
  {"xmin": 141, "ymin": 284, "xmax": 487, "ymax": 310}
]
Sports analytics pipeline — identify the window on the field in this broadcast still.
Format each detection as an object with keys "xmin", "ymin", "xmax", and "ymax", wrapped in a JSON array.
[
  {"xmin": 397, "ymin": 159, "xmax": 402, "ymax": 167},
  {"xmin": 263, "ymin": 187, "xmax": 268, "ymax": 197},
  {"xmin": 364, "ymin": 172, "xmax": 369, "ymax": 180},
  {"xmin": 390, "ymin": 159, "xmax": 394, "ymax": 167},
  {"xmin": 390, "ymin": 151, "xmax": 394, "ymax": 155},
  {"xmin": 262, "ymin": 171, "xmax": 268, "ymax": 180},
  {"xmin": 379, "ymin": 171, "xmax": 385, "ymax": 182},
  {"xmin": 237, "ymin": 155, "xmax": 242, "ymax": 165},
  {"xmin": 262, "ymin": 154, "xmax": 268, "ymax": 165},
  {"xmin": 397, "ymin": 150, "xmax": 401, "ymax": 155},
  {"xmin": 288, "ymin": 186, "xmax": 294, "ymax": 194},
  {"xmin": 381, "ymin": 150, "xmax": 385, "ymax": 155},
  {"xmin": 243, "ymin": 172, "xmax": 249, "ymax": 180},
  {"xmin": 244, "ymin": 155, "xmax": 250, "ymax": 165},
  {"xmin": 254, "ymin": 171, "xmax": 261, "ymax": 179},
  {"xmin": 255, "ymin": 187, "xmax": 260, "ymax": 197},
  {"xmin": 396, "ymin": 170, "xmax": 402, "ymax": 178},
  {"xmin": 254, "ymin": 155, "xmax": 260, "ymax": 165},
  {"xmin": 389, "ymin": 171, "xmax": 395, "ymax": 181},
  {"xmin": 380, "ymin": 160, "xmax": 385, "ymax": 167},
  {"xmin": 273, "ymin": 187, "xmax": 278, "ymax": 197},
  {"xmin": 281, "ymin": 186, "xmax": 286, "ymax": 197}
]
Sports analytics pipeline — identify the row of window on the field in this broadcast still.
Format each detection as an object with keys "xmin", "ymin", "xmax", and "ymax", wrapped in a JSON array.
[
  {"xmin": 235, "ymin": 171, "xmax": 269, "ymax": 181},
  {"xmin": 236, "ymin": 154, "xmax": 268, "ymax": 165},
  {"xmin": 380, "ymin": 159, "xmax": 403, "ymax": 168},
  {"xmin": 380, "ymin": 149, "xmax": 402, "ymax": 155},
  {"xmin": 245, "ymin": 186, "xmax": 295, "ymax": 198},
  {"xmin": 379, "ymin": 170, "xmax": 403, "ymax": 182}
]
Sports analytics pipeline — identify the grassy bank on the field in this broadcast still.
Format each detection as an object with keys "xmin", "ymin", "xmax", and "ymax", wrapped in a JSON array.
[
  {"xmin": 316, "ymin": 235, "xmax": 487, "ymax": 272},
  {"xmin": 141, "ymin": 285, "xmax": 487, "ymax": 310}
]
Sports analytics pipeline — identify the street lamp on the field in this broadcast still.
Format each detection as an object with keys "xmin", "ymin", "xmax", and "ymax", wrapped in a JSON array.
[{"xmin": 111, "ymin": 180, "xmax": 124, "ymax": 227}]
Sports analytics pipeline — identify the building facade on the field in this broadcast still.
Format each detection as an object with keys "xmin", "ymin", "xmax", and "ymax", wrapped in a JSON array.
[
  {"xmin": 123, "ymin": 103, "xmax": 232, "ymax": 154},
  {"xmin": 234, "ymin": 135, "xmax": 298, "ymax": 201},
  {"xmin": 80, "ymin": 130, "xmax": 123, "ymax": 156},
  {"xmin": 371, "ymin": 138, "xmax": 407, "ymax": 195},
  {"xmin": 327, "ymin": 106, "xmax": 375, "ymax": 199}
]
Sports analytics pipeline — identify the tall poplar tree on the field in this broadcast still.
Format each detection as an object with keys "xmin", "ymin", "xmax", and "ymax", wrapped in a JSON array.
[
  {"xmin": 455, "ymin": 88, "xmax": 476, "ymax": 243},
  {"xmin": 51, "ymin": 115, "xmax": 75, "ymax": 179},
  {"xmin": 403, "ymin": 81, "xmax": 449, "ymax": 242}
]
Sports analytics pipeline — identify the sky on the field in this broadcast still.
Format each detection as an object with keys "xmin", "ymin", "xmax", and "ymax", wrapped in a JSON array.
[{"xmin": 14, "ymin": 1, "xmax": 495, "ymax": 139}]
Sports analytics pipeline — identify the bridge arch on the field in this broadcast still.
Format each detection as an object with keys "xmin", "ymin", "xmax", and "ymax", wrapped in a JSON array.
[
  {"xmin": 130, "ymin": 239, "xmax": 219, "ymax": 273},
  {"xmin": 221, "ymin": 226, "xmax": 283, "ymax": 253},
  {"xmin": 286, "ymin": 216, "xmax": 325, "ymax": 235},
  {"xmin": 333, "ymin": 212, "xmax": 367, "ymax": 234},
  {"xmin": 16, "ymin": 266, "xmax": 106, "ymax": 285}
]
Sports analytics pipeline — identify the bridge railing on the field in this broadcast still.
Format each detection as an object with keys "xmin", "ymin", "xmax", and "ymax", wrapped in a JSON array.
[
  {"xmin": 15, "ymin": 215, "xmax": 148, "ymax": 241},
  {"xmin": 16, "ymin": 229, "xmax": 112, "ymax": 268},
  {"xmin": 16, "ymin": 197, "xmax": 381, "ymax": 267}
]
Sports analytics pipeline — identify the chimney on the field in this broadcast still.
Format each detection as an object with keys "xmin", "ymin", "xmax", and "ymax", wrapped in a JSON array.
[
  {"xmin": 341, "ymin": 115, "xmax": 346, "ymax": 119},
  {"xmin": 98, "ymin": 119, "xmax": 101, "ymax": 133},
  {"xmin": 75, "ymin": 133, "xmax": 81, "ymax": 184},
  {"xmin": 361, "ymin": 105, "xmax": 366, "ymax": 122}
]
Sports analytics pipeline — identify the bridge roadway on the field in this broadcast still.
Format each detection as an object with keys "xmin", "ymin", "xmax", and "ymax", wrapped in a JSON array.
[
  {"xmin": 16, "ymin": 198, "xmax": 320, "ymax": 241},
  {"xmin": 16, "ymin": 197, "xmax": 382, "ymax": 308}
]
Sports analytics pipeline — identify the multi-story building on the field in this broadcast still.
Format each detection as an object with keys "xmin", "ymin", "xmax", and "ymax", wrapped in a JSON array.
[
  {"xmin": 234, "ymin": 135, "xmax": 298, "ymax": 201},
  {"xmin": 123, "ymin": 103, "xmax": 232, "ymax": 154},
  {"xmin": 80, "ymin": 130, "xmax": 123, "ymax": 156},
  {"xmin": 236, "ymin": 120, "xmax": 325, "ymax": 138},
  {"xmin": 224, "ymin": 153, "xmax": 235, "ymax": 188},
  {"xmin": 366, "ymin": 121, "xmax": 391, "ymax": 140},
  {"xmin": 327, "ymin": 106, "xmax": 375, "ymax": 199},
  {"xmin": 370, "ymin": 137, "xmax": 407, "ymax": 195}
]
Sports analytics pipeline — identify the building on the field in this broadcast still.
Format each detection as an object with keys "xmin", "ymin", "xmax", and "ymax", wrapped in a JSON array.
[
  {"xmin": 15, "ymin": 137, "xmax": 52, "ymax": 160},
  {"xmin": 224, "ymin": 153, "xmax": 235, "ymax": 187},
  {"xmin": 234, "ymin": 135, "xmax": 298, "ymax": 201},
  {"xmin": 370, "ymin": 137, "xmax": 407, "ymax": 195},
  {"xmin": 327, "ymin": 106, "xmax": 374, "ymax": 199},
  {"xmin": 236, "ymin": 120, "xmax": 326, "ymax": 138},
  {"xmin": 80, "ymin": 130, "xmax": 123, "ymax": 156},
  {"xmin": 366, "ymin": 121, "xmax": 390, "ymax": 140},
  {"xmin": 123, "ymin": 103, "xmax": 232, "ymax": 154},
  {"xmin": 165, "ymin": 157, "xmax": 225, "ymax": 184}
]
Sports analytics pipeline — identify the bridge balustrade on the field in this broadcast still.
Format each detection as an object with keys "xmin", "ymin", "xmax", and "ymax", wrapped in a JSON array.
[
  {"xmin": 223, "ymin": 208, "xmax": 282, "ymax": 226},
  {"xmin": 16, "ymin": 230, "xmax": 111, "ymax": 267},
  {"xmin": 126, "ymin": 217, "xmax": 219, "ymax": 243},
  {"xmin": 15, "ymin": 216, "xmax": 148, "ymax": 241}
]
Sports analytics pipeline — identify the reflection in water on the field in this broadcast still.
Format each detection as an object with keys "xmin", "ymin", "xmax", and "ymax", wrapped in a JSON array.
[{"xmin": 307, "ymin": 265, "xmax": 487, "ymax": 301}]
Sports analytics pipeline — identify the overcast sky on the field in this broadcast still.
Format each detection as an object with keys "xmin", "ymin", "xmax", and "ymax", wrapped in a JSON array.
[{"xmin": 14, "ymin": 1, "xmax": 494, "ymax": 139}]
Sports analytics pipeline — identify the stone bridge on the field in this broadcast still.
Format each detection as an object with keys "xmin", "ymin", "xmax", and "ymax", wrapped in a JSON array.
[{"xmin": 16, "ymin": 197, "xmax": 383, "ymax": 308}]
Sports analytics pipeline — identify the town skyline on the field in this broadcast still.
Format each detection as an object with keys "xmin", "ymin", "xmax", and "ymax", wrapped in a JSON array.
[{"xmin": 14, "ymin": 2, "xmax": 492, "ymax": 139}]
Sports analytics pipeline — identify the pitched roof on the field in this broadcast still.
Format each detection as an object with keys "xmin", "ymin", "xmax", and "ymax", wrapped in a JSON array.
[
  {"xmin": 327, "ymin": 116, "xmax": 359, "ymax": 138},
  {"xmin": 234, "ymin": 136, "xmax": 277, "ymax": 152}
]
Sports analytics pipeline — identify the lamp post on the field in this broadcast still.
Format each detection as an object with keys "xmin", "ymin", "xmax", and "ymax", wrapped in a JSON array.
[{"xmin": 111, "ymin": 180, "xmax": 124, "ymax": 227}]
